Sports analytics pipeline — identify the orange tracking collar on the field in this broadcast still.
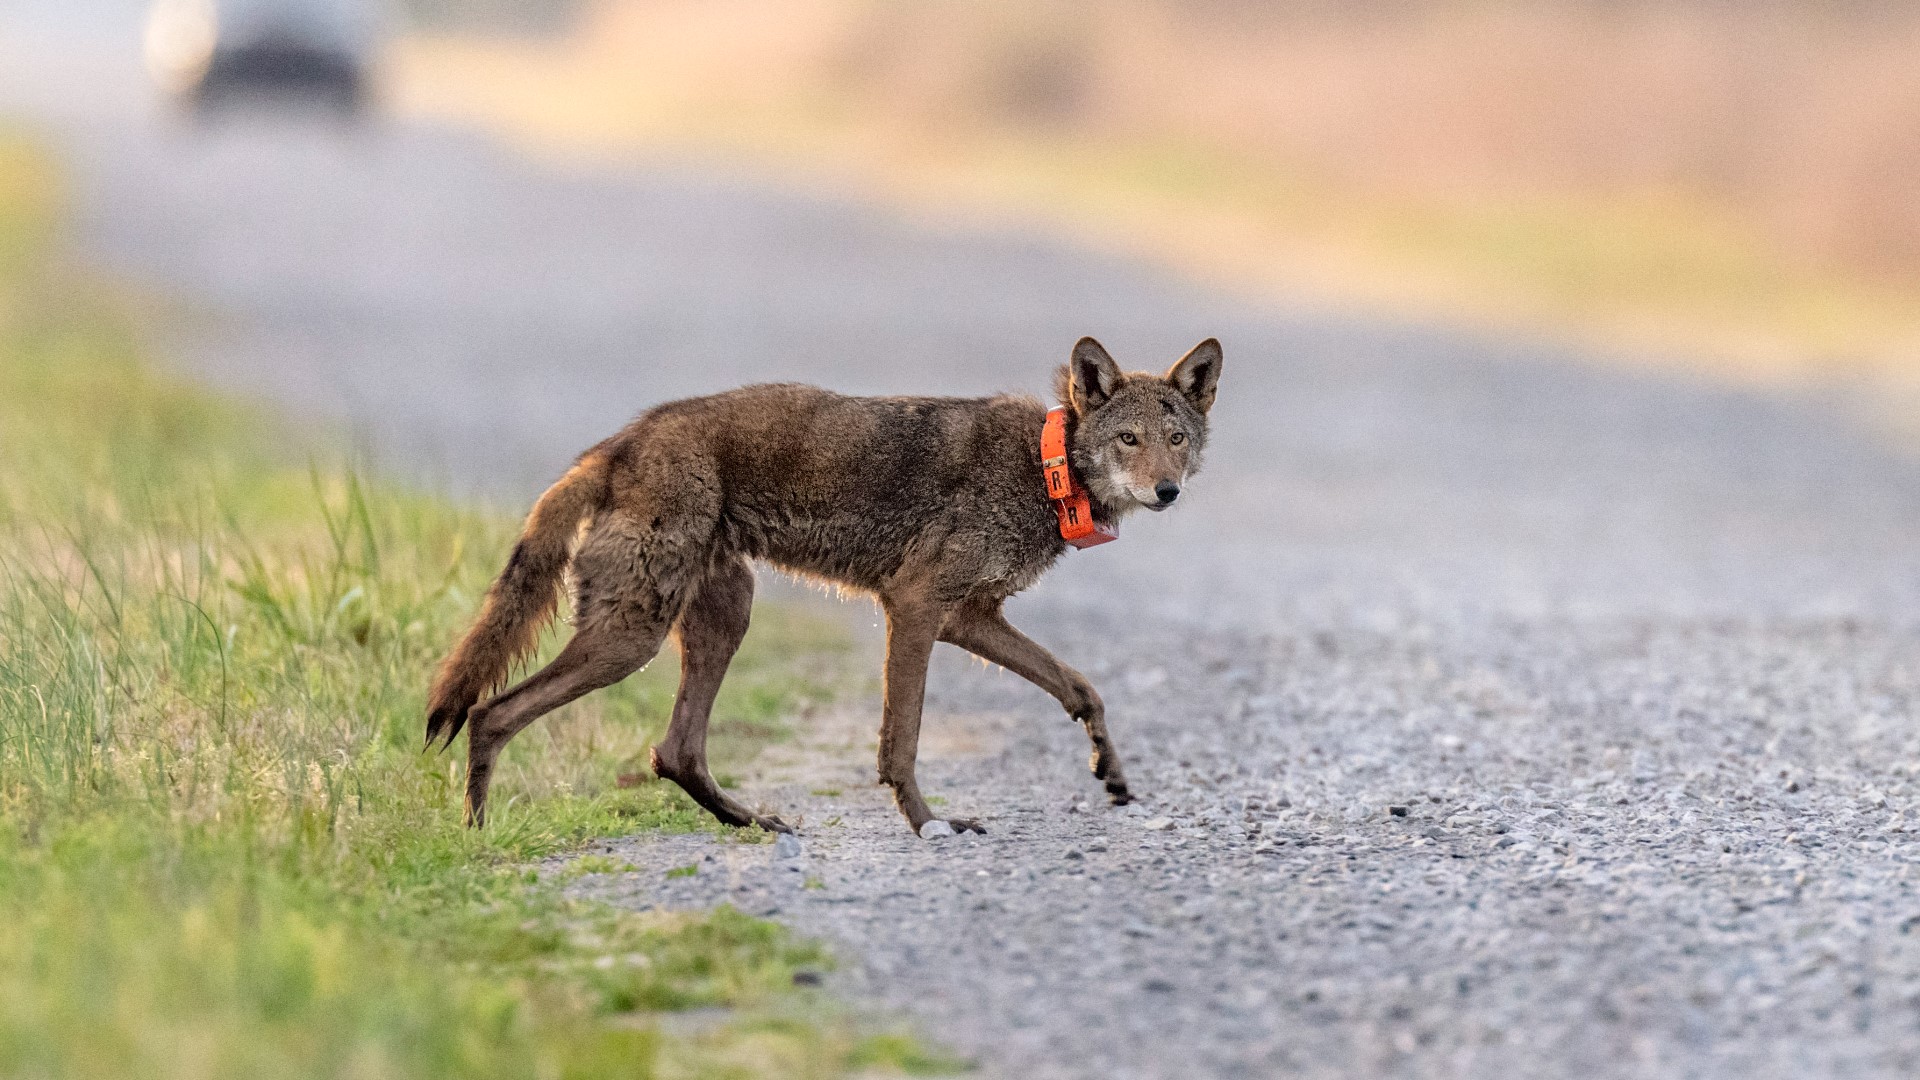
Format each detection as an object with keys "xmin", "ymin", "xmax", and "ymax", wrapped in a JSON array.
[{"xmin": 1041, "ymin": 408, "xmax": 1119, "ymax": 548}]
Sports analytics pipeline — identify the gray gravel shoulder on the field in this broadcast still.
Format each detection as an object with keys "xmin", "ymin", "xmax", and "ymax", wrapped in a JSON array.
[{"xmin": 568, "ymin": 616, "xmax": 1920, "ymax": 1080}]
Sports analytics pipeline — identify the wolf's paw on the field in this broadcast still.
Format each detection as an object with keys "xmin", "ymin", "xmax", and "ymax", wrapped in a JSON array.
[
  {"xmin": 1106, "ymin": 784, "xmax": 1133, "ymax": 806},
  {"xmin": 919, "ymin": 818, "xmax": 986, "ymax": 839},
  {"xmin": 752, "ymin": 813, "xmax": 795, "ymax": 835}
]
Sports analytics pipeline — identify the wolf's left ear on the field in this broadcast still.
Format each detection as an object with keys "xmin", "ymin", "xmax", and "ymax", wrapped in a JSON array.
[{"xmin": 1166, "ymin": 338, "xmax": 1222, "ymax": 414}]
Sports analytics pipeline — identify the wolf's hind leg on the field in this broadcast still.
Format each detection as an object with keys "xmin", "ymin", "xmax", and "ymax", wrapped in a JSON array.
[
  {"xmin": 463, "ymin": 511, "xmax": 703, "ymax": 828},
  {"xmin": 649, "ymin": 556, "xmax": 791, "ymax": 834},
  {"xmin": 463, "ymin": 613, "xmax": 667, "ymax": 828},
  {"xmin": 940, "ymin": 598, "xmax": 1132, "ymax": 805}
]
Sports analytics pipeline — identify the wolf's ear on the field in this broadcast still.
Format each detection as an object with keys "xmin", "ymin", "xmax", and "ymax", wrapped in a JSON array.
[
  {"xmin": 1166, "ymin": 338, "xmax": 1222, "ymax": 415},
  {"xmin": 1065, "ymin": 337, "xmax": 1124, "ymax": 415}
]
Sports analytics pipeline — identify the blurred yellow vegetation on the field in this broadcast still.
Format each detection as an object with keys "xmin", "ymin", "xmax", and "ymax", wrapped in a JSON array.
[{"xmin": 392, "ymin": 0, "xmax": 1920, "ymax": 382}]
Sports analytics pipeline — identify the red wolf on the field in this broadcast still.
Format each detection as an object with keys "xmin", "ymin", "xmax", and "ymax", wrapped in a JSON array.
[{"xmin": 426, "ymin": 337, "xmax": 1222, "ymax": 837}]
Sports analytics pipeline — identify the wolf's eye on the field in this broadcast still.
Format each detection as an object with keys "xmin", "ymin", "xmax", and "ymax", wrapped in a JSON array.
[
  {"xmin": 1169, "ymin": 432, "xmax": 1186, "ymax": 446},
  {"xmin": 1118, "ymin": 432, "xmax": 1138, "ymax": 446}
]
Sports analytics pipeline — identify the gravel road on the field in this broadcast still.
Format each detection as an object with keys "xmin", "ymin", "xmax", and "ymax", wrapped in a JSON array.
[{"xmin": 10, "ymin": 20, "xmax": 1920, "ymax": 1079}]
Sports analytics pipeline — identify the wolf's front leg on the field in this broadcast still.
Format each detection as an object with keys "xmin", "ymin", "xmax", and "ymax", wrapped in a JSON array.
[
  {"xmin": 1072, "ymin": 692, "xmax": 1131, "ymax": 805},
  {"xmin": 940, "ymin": 598, "xmax": 1132, "ymax": 805},
  {"xmin": 877, "ymin": 594, "xmax": 985, "ymax": 837}
]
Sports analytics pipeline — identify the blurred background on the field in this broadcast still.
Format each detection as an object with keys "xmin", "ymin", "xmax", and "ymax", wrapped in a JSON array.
[
  {"xmin": 393, "ymin": 0, "xmax": 1920, "ymax": 376},
  {"xmin": 5, "ymin": 0, "xmax": 1920, "ymax": 624},
  {"xmin": 9, "ymin": 0, "xmax": 1920, "ymax": 378}
]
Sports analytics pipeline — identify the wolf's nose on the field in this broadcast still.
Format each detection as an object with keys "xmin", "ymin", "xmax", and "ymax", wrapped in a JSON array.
[{"xmin": 1154, "ymin": 481, "xmax": 1181, "ymax": 504}]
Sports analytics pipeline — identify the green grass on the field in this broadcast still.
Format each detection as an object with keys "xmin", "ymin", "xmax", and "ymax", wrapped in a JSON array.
[{"xmin": 0, "ymin": 129, "xmax": 950, "ymax": 1079}]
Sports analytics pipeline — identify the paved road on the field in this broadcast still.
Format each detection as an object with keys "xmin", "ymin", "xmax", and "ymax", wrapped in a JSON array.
[{"xmin": 11, "ymin": 18, "xmax": 1920, "ymax": 1079}]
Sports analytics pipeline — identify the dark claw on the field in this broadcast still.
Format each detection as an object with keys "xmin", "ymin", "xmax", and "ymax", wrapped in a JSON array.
[
  {"xmin": 948, "ymin": 818, "xmax": 987, "ymax": 834},
  {"xmin": 753, "ymin": 814, "xmax": 795, "ymax": 835}
]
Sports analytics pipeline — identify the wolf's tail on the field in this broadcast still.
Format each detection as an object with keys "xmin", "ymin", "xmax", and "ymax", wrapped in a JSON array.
[{"xmin": 425, "ymin": 453, "xmax": 608, "ymax": 748}]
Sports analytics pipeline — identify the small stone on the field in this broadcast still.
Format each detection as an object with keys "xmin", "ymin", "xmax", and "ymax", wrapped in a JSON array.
[
  {"xmin": 1143, "ymin": 978, "xmax": 1176, "ymax": 993},
  {"xmin": 1388, "ymin": 805, "xmax": 1409, "ymax": 817},
  {"xmin": 1142, "ymin": 817, "xmax": 1176, "ymax": 832},
  {"xmin": 920, "ymin": 820, "xmax": 957, "ymax": 840},
  {"xmin": 775, "ymin": 833, "xmax": 804, "ymax": 859},
  {"xmin": 1085, "ymin": 840, "xmax": 1109, "ymax": 853},
  {"xmin": 1064, "ymin": 848, "xmax": 1085, "ymax": 860},
  {"xmin": 791, "ymin": 970, "xmax": 824, "ymax": 987}
]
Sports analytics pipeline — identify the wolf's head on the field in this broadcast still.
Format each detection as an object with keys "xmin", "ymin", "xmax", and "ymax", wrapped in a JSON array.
[{"xmin": 1053, "ymin": 336, "xmax": 1222, "ymax": 516}]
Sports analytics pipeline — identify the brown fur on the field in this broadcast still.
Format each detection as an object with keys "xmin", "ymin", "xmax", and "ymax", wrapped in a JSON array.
[{"xmin": 426, "ymin": 336, "xmax": 1223, "ymax": 836}]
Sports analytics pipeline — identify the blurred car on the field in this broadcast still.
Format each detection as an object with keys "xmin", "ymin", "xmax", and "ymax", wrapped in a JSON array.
[{"xmin": 145, "ymin": 0, "xmax": 377, "ymax": 114}]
